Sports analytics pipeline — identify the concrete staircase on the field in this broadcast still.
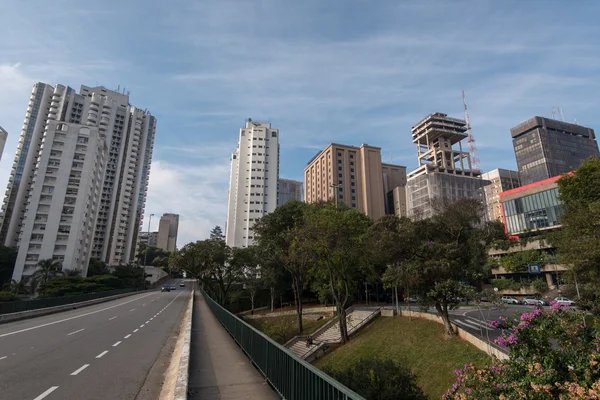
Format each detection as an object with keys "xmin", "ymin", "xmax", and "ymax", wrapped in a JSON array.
[{"xmin": 284, "ymin": 307, "xmax": 381, "ymax": 361}]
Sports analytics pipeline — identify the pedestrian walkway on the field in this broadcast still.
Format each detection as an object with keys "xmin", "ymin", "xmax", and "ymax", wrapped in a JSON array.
[{"xmin": 188, "ymin": 291, "xmax": 279, "ymax": 399}]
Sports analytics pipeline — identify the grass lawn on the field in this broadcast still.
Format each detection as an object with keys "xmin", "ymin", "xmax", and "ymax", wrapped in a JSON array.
[
  {"xmin": 246, "ymin": 314, "xmax": 331, "ymax": 344},
  {"xmin": 315, "ymin": 317, "xmax": 491, "ymax": 399}
]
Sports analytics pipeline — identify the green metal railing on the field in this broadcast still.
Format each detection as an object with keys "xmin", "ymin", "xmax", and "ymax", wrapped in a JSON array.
[
  {"xmin": 0, "ymin": 288, "xmax": 140, "ymax": 315},
  {"xmin": 200, "ymin": 287, "xmax": 366, "ymax": 400}
]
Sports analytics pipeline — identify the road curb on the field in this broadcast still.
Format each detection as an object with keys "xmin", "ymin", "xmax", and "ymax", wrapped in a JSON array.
[
  {"xmin": 173, "ymin": 289, "xmax": 194, "ymax": 400},
  {"xmin": 0, "ymin": 291, "xmax": 147, "ymax": 324}
]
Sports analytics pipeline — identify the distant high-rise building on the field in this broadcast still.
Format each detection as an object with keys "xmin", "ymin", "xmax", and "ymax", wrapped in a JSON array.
[
  {"xmin": 481, "ymin": 168, "xmax": 521, "ymax": 221},
  {"xmin": 156, "ymin": 213, "xmax": 179, "ymax": 252},
  {"xmin": 277, "ymin": 178, "xmax": 303, "ymax": 206},
  {"xmin": 0, "ymin": 126, "xmax": 7, "ymax": 162},
  {"xmin": 406, "ymin": 112, "xmax": 488, "ymax": 219},
  {"xmin": 1, "ymin": 83, "xmax": 156, "ymax": 281},
  {"xmin": 226, "ymin": 119, "xmax": 279, "ymax": 248},
  {"xmin": 511, "ymin": 117, "xmax": 599, "ymax": 185},
  {"xmin": 139, "ymin": 231, "xmax": 158, "ymax": 248},
  {"xmin": 304, "ymin": 143, "xmax": 407, "ymax": 220}
]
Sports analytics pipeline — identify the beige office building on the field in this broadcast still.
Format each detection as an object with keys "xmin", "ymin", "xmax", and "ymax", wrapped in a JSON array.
[
  {"xmin": 481, "ymin": 168, "xmax": 520, "ymax": 221},
  {"xmin": 304, "ymin": 143, "xmax": 407, "ymax": 221},
  {"xmin": 156, "ymin": 213, "xmax": 179, "ymax": 252}
]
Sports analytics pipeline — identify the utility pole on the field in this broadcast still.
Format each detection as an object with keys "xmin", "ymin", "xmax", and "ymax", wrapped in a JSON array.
[{"xmin": 142, "ymin": 213, "xmax": 154, "ymax": 289}]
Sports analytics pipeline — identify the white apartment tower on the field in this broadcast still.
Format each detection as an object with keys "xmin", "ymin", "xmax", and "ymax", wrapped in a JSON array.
[
  {"xmin": 0, "ymin": 126, "xmax": 7, "ymax": 162},
  {"xmin": 226, "ymin": 119, "xmax": 279, "ymax": 248},
  {"xmin": 156, "ymin": 213, "xmax": 179, "ymax": 252},
  {"xmin": 1, "ymin": 83, "xmax": 156, "ymax": 280}
]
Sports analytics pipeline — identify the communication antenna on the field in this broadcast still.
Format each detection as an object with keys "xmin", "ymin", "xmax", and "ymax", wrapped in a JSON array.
[
  {"xmin": 462, "ymin": 90, "xmax": 480, "ymax": 172},
  {"xmin": 551, "ymin": 107, "xmax": 557, "ymax": 119},
  {"xmin": 559, "ymin": 107, "xmax": 565, "ymax": 122}
]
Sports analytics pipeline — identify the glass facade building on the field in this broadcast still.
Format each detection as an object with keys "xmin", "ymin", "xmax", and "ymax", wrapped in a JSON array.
[
  {"xmin": 511, "ymin": 117, "xmax": 599, "ymax": 185},
  {"xmin": 500, "ymin": 176, "xmax": 563, "ymax": 235}
]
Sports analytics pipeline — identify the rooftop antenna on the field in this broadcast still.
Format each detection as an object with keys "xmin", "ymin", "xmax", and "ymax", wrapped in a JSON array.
[
  {"xmin": 551, "ymin": 106, "xmax": 557, "ymax": 119},
  {"xmin": 559, "ymin": 106, "xmax": 565, "ymax": 122},
  {"xmin": 462, "ymin": 90, "xmax": 480, "ymax": 172},
  {"xmin": 574, "ymin": 118, "xmax": 578, "ymax": 125}
]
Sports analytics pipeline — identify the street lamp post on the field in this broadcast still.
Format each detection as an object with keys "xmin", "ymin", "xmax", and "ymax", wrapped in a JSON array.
[{"xmin": 142, "ymin": 213, "xmax": 154, "ymax": 289}]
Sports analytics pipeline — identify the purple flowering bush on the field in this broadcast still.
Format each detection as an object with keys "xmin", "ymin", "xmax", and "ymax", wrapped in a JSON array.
[{"xmin": 444, "ymin": 301, "xmax": 600, "ymax": 399}]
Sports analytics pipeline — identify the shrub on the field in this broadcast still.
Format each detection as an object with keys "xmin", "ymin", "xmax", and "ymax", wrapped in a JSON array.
[
  {"xmin": 0, "ymin": 291, "xmax": 18, "ymax": 302},
  {"xmin": 445, "ymin": 302, "xmax": 600, "ymax": 399},
  {"xmin": 531, "ymin": 278, "xmax": 548, "ymax": 293},
  {"xmin": 324, "ymin": 357, "xmax": 428, "ymax": 400},
  {"xmin": 491, "ymin": 278, "xmax": 521, "ymax": 291}
]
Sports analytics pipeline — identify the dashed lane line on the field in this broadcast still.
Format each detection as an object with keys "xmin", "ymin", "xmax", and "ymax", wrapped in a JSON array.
[
  {"xmin": 124, "ymin": 334, "xmax": 131, "ymax": 339},
  {"xmin": 109, "ymin": 316, "xmax": 117, "ymax": 321},
  {"xmin": 70, "ymin": 364, "xmax": 90, "ymax": 376},
  {"xmin": 33, "ymin": 386, "xmax": 59, "ymax": 400},
  {"xmin": 67, "ymin": 328, "xmax": 85, "ymax": 336},
  {"xmin": 95, "ymin": 351, "xmax": 109, "ymax": 359},
  {"xmin": 0, "ymin": 356, "xmax": 7, "ymax": 360},
  {"xmin": 0, "ymin": 293, "xmax": 156, "ymax": 338},
  {"xmin": 133, "ymin": 329, "xmax": 139, "ymax": 333},
  {"xmin": 113, "ymin": 341, "xmax": 122, "ymax": 347}
]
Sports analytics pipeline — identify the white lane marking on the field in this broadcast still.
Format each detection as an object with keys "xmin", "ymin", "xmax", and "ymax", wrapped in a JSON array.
[
  {"xmin": 67, "ymin": 328, "xmax": 85, "ymax": 336},
  {"xmin": 145, "ymin": 320, "xmax": 150, "ymax": 324},
  {"xmin": 33, "ymin": 386, "xmax": 59, "ymax": 400},
  {"xmin": 113, "ymin": 341, "xmax": 122, "ymax": 347},
  {"xmin": 142, "ymin": 303, "xmax": 146, "ymax": 307},
  {"xmin": 0, "ymin": 293, "xmax": 156, "ymax": 338},
  {"xmin": 0, "ymin": 356, "xmax": 7, "ymax": 360},
  {"xmin": 96, "ymin": 350, "xmax": 109, "ymax": 359},
  {"xmin": 133, "ymin": 329, "xmax": 139, "ymax": 333},
  {"xmin": 150, "ymin": 318, "xmax": 154, "ymax": 321},
  {"xmin": 109, "ymin": 316, "xmax": 117, "ymax": 321},
  {"xmin": 124, "ymin": 334, "xmax": 131, "ymax": 339},
  {"xmin": 140, "ymin": 324, "xmax": 145, "ymax": 328},
  {"xmin": 70, "ymin": 364, "xmax": 90, "ymax": 375},
  {"xmin": 466, "ymin": 317, "xmax": 493, "ymax": 330},
  {"xmin": 129, "ymin": 309, "xmax": 135, "ymax": 312}
]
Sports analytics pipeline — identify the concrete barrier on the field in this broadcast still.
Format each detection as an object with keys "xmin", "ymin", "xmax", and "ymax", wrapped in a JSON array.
[
  {"xmin": 173, "ymin": 290, "xmax": 194, "ymax": 400},
  {"xmin": 0, "ymin": 290, "xmax": 146, "ymax": 324},
  {"xmin": 398, "ymin": 310, "xmax": 509, "ymax": 360}
]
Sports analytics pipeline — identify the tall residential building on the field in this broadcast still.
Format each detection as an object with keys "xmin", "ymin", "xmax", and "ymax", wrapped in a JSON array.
[
  {"xmin": 0, "ymin": 126, "xmax": 7, "ymax": 162},
  {"xmin": 277, "ymin": 178, "xmax": 303, "ymax": 206},
  {"xmin": 511, "ymin": 117, "xmax": 599, "ymax": 185},
  {"xmin": 406, "ymin": 112, "xmax": 488, "ymax": 219},
  {"xmin": 226, "ymin": 119, "xmax": 279, "ymax": 248},
  {"xmin": 304, "ymin": 143, "xmax": 407, "ymax": 220},
  {"xmin": 481, "ymin": 168, "xmax": 521, "ymax": 221},
  {"xmin": 156, "ymin": 213, "xmax": 179, "ymax": 252},
  {"xmin": 139, "ymin": 231, "xmax": 158, "ymax": 247},
  {"xmin": 1, "ymin": 83, "xmax": 156, "ymax": 280}
]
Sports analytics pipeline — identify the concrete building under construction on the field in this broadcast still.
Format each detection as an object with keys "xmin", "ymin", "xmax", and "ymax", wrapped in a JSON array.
[{"xmin": 406, "ymin": 112, "xmax": 489, "ymax": 219}]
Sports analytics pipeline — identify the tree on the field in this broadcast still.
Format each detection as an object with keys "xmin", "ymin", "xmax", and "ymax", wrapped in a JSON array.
[
  {"xmin": 254, "ymin": 200, "xmax": 309, "ymax": 333},
  {"xmin": 112, "ymin": 263, "xmax": 145, "ymax": 288},
  {"xmin": 323, "ymin": 357, "xmax": 428, "ymax": 400},
  {"xmin": 3, "ymin": 279, "xmax": 29, "ymax": 296},
  {"xmin": 87, "ymin": 258, "xmax": 110, "ymax": 277},
  {"xmin": 63, "ymin": 269, "xmax": 82, "ymax": 277},
  {"xmin": 445, "ymin": 302, "xmax": 600, "ymax": 399},
  {"xmin": 292, "ymin": 202, "xmax": 372, "ymax": 343},
  {"xmin": 556, "ymin": 157, "xmax": 600, "ymax": 313},
  {"xmin": 30, "ymin": 259, "xmax": 64, "ymax": 293},
  {"xmin": 232, "ymin": 246, "xmax": 263, "ymax": 314},
  {"xmin": 411, "ymin": 198, "xmax": 505, "ymax": 335}
]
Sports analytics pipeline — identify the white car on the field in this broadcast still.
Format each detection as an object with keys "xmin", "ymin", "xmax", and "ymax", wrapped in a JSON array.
[
  {"xmin": 523, "ymin": 296, "xmax": 549, "ymax": 306},
  {"xmin": 501, "ymin": 296, "xmax": 521, "ymax": 305},
  {"xmin": 554, "ymin": 297, "xmax": 576, "ymax": 306}
]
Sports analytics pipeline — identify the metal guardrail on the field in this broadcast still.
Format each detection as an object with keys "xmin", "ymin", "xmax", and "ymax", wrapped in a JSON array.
[
  {"xmin": 0, "ymin": 288, "xmax": 139, "ymax": 315},
  {"xmin": 200, "ymin": 288, "xmax": 366, "ymax": 400}
]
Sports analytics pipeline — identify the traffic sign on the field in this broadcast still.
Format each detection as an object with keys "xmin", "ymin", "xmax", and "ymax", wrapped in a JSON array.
[{"xmin": 529, "ymin": 263, "xmax": 541, "ymax": 274}]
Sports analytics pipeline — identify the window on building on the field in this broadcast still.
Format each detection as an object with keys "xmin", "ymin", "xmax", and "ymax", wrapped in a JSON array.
[
  {"xmin": 337, "ymin": 152, "xmax": 342, "ymax": 156},
  {"xmin": 352, "ymin": 196, "xmax": 356, "ymax": 200},
  {"xmin": 338, "ymin": 173, "xmax": 342, "ymax": 178},
  {"xmin": 350, "ymin": 161, "xmax": 354, "ymax": 166},
  {"xmin": 351, "ymin": 182, "xmax": 355, "ymax": 186},
  {"xmin": 338, "ymin": 166, "xmax": 342, "ymax": 171}
]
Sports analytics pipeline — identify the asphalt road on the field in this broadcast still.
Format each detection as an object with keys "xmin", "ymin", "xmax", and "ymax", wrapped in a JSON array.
[{"xmin": 0, "ymin": 280, "xmax": 191, "ymax": 400}]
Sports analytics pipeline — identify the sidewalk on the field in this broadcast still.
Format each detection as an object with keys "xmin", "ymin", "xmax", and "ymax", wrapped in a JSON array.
[{"xmin": 187, "ymin": 291, "xmax": 279, "ymax": 399}]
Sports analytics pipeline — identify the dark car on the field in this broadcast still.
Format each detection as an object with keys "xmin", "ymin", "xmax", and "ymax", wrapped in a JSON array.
[{"xmin": 161, "ymin": 285, "xmax": 170, "ymax": 292}]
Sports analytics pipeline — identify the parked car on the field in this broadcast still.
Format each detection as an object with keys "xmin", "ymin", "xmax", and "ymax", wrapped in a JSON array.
[
  {"xmin": 161, "ymin": 285, "xmax": 171, "ymax": 292},
  {"xmin": 523, "ymin": 296, "xmax": 549, "ymax": 306},
  {"xmin": 501, "ymin": 295, "xmax": 522, "ymax": 305},
  {"xmin": 554, "ymin": 297, "xmax": 576, "ymax": 306}
]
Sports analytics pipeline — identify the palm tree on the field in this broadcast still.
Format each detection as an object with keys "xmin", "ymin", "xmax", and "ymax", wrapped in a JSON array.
[
  {"xmin": 4, "ymin": 279, "xmax": 29, "ymax": 296},
  {"xmin": 30, "ymin": 259, "xmax": 64, "ymax": 293}
]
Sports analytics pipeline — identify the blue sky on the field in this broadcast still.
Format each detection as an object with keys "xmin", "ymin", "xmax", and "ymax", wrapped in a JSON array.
[{"xmin": 1, "ymin": 0, "xmax": 599, "ymax": 246}]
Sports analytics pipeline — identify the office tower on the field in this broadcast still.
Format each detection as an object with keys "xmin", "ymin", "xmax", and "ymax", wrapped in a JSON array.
[
  {"xmin": 277, "ymin": 178, "xmax": 303, "ymax": 206},
  {"xmin": 226, "ymin": 119, "xmax": 279, "ymax": 248},
  {"xmin": 304, "ymin": 143, "xmax": 407, "ymax": 220},
  {"xmin": 156, "ymin": 213, "xmax": 179, "ymax": 252},
  {"xmin": 1, "ymin": 83, "xmax": 156, "ymax": 280},
  {"xmin": 511, "ymin": 117, "xmax": 599, "ymax": 185},
  {"xmin": 481, "ymin": 168, "xmax": 521, "ymax": 221},
  {"xmin": 0, "ymin": 126, "xmax": 7, "ymax": 162},
  {"xmin": 406, "ymin": 112, "xmax": 488, "ymax": 219}
]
